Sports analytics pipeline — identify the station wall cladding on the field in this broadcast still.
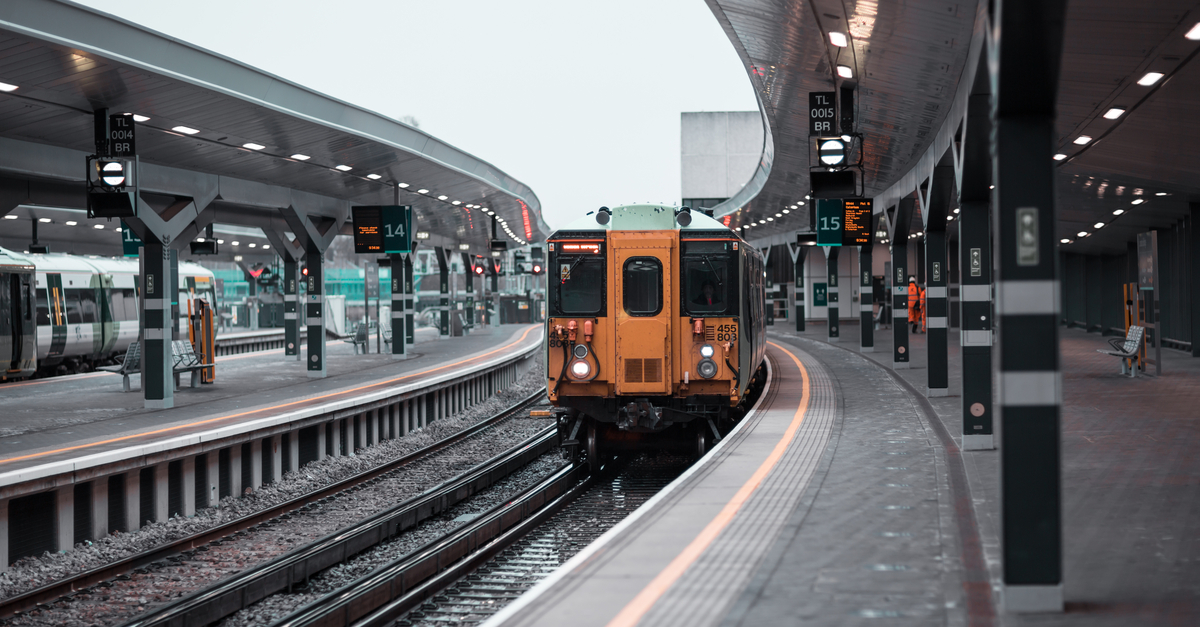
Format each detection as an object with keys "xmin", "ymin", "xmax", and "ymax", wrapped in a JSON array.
[{"xmin": 1059, "ymin": 215, "xmax": 1194, "ymax": 352}]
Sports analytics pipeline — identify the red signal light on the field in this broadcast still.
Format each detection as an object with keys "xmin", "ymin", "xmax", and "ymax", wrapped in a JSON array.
[
  {"xmin": 532, "ymin": 263, "xmax": 543, "ymax": 275},
  {"xmin": 301, "ymin": 267, "xmax": 308, "ymax": 276},
  {"xmin": 474, "ymin": 264, "xmax": 484, "ymax": 276}
]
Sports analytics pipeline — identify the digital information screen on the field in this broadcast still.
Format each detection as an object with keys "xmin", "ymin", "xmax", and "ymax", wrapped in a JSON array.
[
  {"xmin": 352, "ymin": 205, "xmax": 412, "ymax": 254},
  {"xmin": 841, "ymin": 199, "xmax": 873, "ymax": 245}
]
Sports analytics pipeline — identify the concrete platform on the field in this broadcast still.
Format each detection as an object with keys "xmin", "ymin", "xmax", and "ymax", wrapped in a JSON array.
[
  {"xmin": 0, "ymin": 324, "xmax": 540, "ymax": 478},
  {"xmin": 487, "ymin": 321, "xmax": 1200, "ymax": 626}
]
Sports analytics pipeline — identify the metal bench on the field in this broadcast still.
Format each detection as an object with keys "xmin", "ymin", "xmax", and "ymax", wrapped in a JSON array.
[
  {"xmin": 1097, "ymin": 325, "xmax": 1144, "ymax": 377},
  {"xmin": 97, "ymin": 340, "xmax": 212, "ymax": 391},
  {"xmin": 344, "ymin": 325, "xmax": 369, "ymax": 354}
]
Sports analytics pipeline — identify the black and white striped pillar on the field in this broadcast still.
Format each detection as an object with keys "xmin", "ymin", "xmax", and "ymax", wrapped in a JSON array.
[
  {"xmin": 284, "ymin": 257, "xmax": 300, "ymax": 361},
  {"xmin": 435, "ymin": 248, "xmax": 450, "ymax": 339},
  {"xmin": 859, "ymin": 244, "xmax": 873, "ymax": 351},
  {"xmin": 794, "ymin": 245, "xmax": 807, "ymax": 333},
  {"xmin": 891, "ymin": 199, "xmax": 914, "ymax": 368},
  {"xmin": 825, "ymin": 246, "xmax": 839, "ymax": 341},
  {"xmin": 994, "ymin": 0, "xmax": 1067, "ymax": 611},
  {"xmin": 404, "ymin": 254, "xmax": 416, "ymax": 346},
  {"xmin": 141, "ymin": 242, "xmax": 173, "ymax": 408},
  {"xmin": 960, "ymin": 86, "xmax": 995, "ymax": 451},
  {"xmin": 390, "ymin": 253, "xmax": 407, "ymax": 360},
  {"xmin": 305, "ymin": 248, "xmax": 326, "ymax": 378},
  {"xmin": 925, "ymin": 229, "xmax": 949, "ymax": 396}
]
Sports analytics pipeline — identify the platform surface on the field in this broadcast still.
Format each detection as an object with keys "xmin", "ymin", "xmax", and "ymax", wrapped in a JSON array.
[
  {"xmin": 488, "ymin": 322, "xmax": 1200, "ymax": 627},
  {"xmin": 0, "ymin": 324, "xmax": 541, "ymax": 478}
]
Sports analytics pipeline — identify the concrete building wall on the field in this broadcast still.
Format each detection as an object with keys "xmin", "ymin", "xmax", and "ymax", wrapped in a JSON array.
[{"xmin": 681, "ymin": 112, "xmax": 764, "ymax": 201}]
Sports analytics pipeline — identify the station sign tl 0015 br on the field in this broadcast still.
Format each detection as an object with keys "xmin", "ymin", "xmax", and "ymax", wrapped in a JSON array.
[
  {"xmin": 809, "ymin": 91, "xmax": 836, "ymax": 136},
  {"xmin": 352, "ymin": 205, "xmax": 412, "ymax": 254}
]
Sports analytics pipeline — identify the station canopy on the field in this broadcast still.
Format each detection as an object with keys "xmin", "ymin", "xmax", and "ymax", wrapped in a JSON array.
[
  {"xmin": 706, "ymin": 0, "xmax": 1199, "ymax": 254},
  {"xmin": 0, "ymin": 0, "xmax": 547, "ymax": 257}
]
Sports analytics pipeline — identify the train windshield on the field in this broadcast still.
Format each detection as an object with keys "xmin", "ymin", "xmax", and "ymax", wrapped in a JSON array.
[
  {"xmin": 681, "ymin": 241, "xmax": 738, "ymax": 316},
  {"xmin": 557, "ymin": 257, "xmax": 604, "ymax": 315}
]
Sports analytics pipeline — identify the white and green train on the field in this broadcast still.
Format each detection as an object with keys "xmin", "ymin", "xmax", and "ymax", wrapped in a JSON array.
[{"xmin": 0, "ymin": 246, "xmax": 215, "ymax": 381}]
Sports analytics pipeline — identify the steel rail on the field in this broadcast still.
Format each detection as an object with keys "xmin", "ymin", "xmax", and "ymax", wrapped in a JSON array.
[
  {"xmin": 277, "ymin": 462, "xmax": 592, "ymax": 627},
  {"xmin": 0, "ymin": 387, "xmax": 548, "ymax": 620},
  {"xmin": 121, "ymin": 424, "xmax": 562, "ymax": 627}
]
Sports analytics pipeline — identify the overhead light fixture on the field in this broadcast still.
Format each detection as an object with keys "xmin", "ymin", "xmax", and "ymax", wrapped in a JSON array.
[
  {"xmin": 290, "ymin": 154, "xmax": 311, "ymax": 161},
  {"xmin": 0, "ymin": 81, "xmax": 18, "ymax": 92},
  {"xmin": 93, "ymin": 224, "xmax": 106, "ymax": 229},
  {"xmin": 243, "ymin": 142, "xmax": 265, "ymax": 150},
  {"xmin": 1103, "ymin": 107, "xmax": 1126, "ymax": 119},
  {"xmin": 335, "ymin": 165, "xmax": 352, "ymax": 171},
  {"xmin": 829, "ymin": 32, "xmax": 848, "ymax": 47},
  {"xmin": 782, "ymin": 209, "xmax": 790, "ymax": 214},
  {"xmin": 836, "ymin": 65, "xmax": 853, "ymax": 78},
  {"xmin": 1094, "ymin": 222, "xmax": 1105, "ymax": 229},
  {"xmin": 1054, "ymin": 153, "xmax": 1067, "ymax": 161},
  {"xmin": 437, "ymin": 195, "xmax": 448, "ymax": 200},
  {"xmin": 417, "ymin": 189, "xmax": 429, "ymax": 194},
  {"xmin": 248, "ymin": 243, "xmax": 256, "ymax": 248},
  {"xmin": 1137, "ymin": 72, "xmax": 1164, "ymax": 86},
  {"xmin": 1155, "ymin": 192, "xmax": 1168, "ymax": 196},
  {"xmin": 798, "ymin": 201, "xmax": 805, "ymax": 206},
  {"xmin": 1131, "ymin": 198, "xmax": 1146, "ymax": 205},
  {"xmin": 130, "ymin": 114, "xmax": 150, "ymax": 122},
  {"xmin": 231, "ymin": 241, "xmax": 240, "ymax": 246},
  {"xmin": 1187, "ymin": 22, "xmax": 1200, "ymax": 40},
  {"xmin": 196, "ymin": 237, "xmax": 205, "ymax": 243},
  {"xmin": 217, "ymin": 239, "xmax": 225, "ymax": 244},
  {"xmin": 766, "ymin": 217, "xmax": 774, "ymax": 221},
  {"xmin": 172, "ymin": 126, "xmax": 200, "ymax": 135},
  {"xmin": 262, "ymin": 244, "xmax": 270, "ymax": 250},
  {"xmin": 1112, "ymin": 209, "xmax": 1124, "ymax": 215},
  {"xmin": 953, "ymin": 208, "xmax": 960, "ymax": 214},
  {"xmin": 1060, "ymin": 238, "xmax": 1072, "ymax": 244},
  {"xmin": 38, "ymin": 217, "xmax": 51, "ymax": 223},
  {"xmin": 2, "ymin": 215, "xmax": 16, "ymax": 220},
  {"xmin": 398, "ymin": 183, "xmax": 410, "ymax": 188},
  {"xmin": 65, "ymin": 220, "xmax": 77, "ymax": 226},
  {"xmin": 775, "ymin": 213, "xmax": 782, "ymax": 217},
  {"xmin": 1073, "ymin": 135, "xmax": 1092, "ymax": 145},
  {"xmin": 452, "ymin": 201, "xmax": 461, "ymax": 205},
  {"xmin": 1077, "ymin": 231, "xmax": 1088, "ymax": 237},
  {"xmin": 947, "ymin": 215, "xmax": 954, "ymax": 221},
  {"xmin": 366, "ymin": 174, "xmax": 382, "ymax": 180}
]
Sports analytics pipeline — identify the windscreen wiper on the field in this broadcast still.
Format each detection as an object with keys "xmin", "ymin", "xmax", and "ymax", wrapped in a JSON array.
[
  {"xmin": 701, "ymin": 255, "xmax": 723, "ymax": 287},
  {"xmin": 562, "ymin": 256, "xmax": 584, "ymax": 284}
]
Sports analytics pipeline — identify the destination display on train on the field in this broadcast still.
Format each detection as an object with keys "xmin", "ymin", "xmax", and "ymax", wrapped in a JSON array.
[
  {"xmin": 841, "ymin": 199, "xmax": 873, "ymax": 245},
  {"xmin": 351, "ymin": 205, "xmax": 412, "ymax": 254}
]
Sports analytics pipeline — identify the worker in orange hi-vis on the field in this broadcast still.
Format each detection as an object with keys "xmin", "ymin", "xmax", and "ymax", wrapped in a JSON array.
[
  {"xmin": 907, "ymin": 277, "xmax": 921, "ymax": 334},
  {"xmin": 919, "ymin": 284, "xmax": 927, "ymax": 333}
]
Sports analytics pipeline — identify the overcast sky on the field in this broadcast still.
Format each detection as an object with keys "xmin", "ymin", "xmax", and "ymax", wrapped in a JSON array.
[{"xmin": 75, "ymin": 0, "xmax": 760, "ymax": 230}]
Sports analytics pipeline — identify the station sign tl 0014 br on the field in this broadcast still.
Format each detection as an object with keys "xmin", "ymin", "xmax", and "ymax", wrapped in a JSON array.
[
  {"xmin": 352, "ymin": 205, "xmax": 413, "ymax": 254},
  {"xmin": 815, "ymin": 198, "xmax": 873, "ymax": 246}
]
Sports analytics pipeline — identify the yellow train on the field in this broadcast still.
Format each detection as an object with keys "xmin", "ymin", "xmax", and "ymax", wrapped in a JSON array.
[{"xmin": 547, "ymin": 204, "xmax": 767, "ymax": 465}]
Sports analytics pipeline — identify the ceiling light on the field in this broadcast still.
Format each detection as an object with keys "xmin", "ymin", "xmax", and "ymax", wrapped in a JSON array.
[
  {"xmin": 65, "ymin": 220, "xmax": 77, "ymax": 226},
  {"xmin": 1077, "ymin": 231, "xmax": 1088, "ymax": 237},
  {"xmin": 367, "ymin": 174, "xmax": 382, "ymax": 180},
  {"xmin": 1094, "ymin": 222, "xmax": 1105, "ymax": 229},
  {"xmin": 0, "ymin": 81, "xmax": 18, "ymax": 92},
  {"xmin": 829, "ymin": 32, "xmax": 848, "ymax": 47},
  {"xmin": 953, "ymin": 208, "xmax": 960, "ymax": 214},
  {"xmin": 130, "ymin": 114, "xmax": 150, "ymax": 122},
  {"xmin": 262, "ymin": 244, "xmax": 270, "ymax": 250},
  {"xmin": 94, "ymin": 224, "xmax": 105, "ymax": 229},
  {"xmin": 775, "ymin": 213, "xmax": 783, "ymax": 217},
  {"xmin": 836, "ymin": 65, "xmax": 853, "ymax": 78},
  {"xmin": 1060, "ymin": 238, "xmax": 1071, "ymax": 244},
  {"xmin": 1112, "ymin": 209, "xmax": 1124, "ymax": 215},
  {"xmin": 398, "ymin": 183, "xmax": 410, "ymax": 188},
  {"xmin": 1187, "ymin": 22, "xmax": 1200, "ymax": 40},
  {"xmin": 248, "ymin": 243, "xmax": 256, "ymax": 248},
  {"xmin": 196, "ymin": 237, "xmax": 205, "ymax": 243},
  {"xmin": 805, "ymin": 195, "xmax": 810, "ymax": 199},
  {"xmin": 452, "ymin": 201, "xmax": 461, "ymax": 205},
  {"xmin": 335, "ymin": 165, "xmax": 352, "ymax": 171},
  {"xmin": 290, "ymin": 154, "xmax": 311, "ymax": 161},
  {"xmin": 782, "ymin": 209, "xmax": 790, "ymax": 214},
  {"xmin": 1154, "ymin": 191, "xmax": 1168, "ymax": 196},
  {"xmin": 1137, "ymin": 72, "xmax": 1164, "ymax": 86},
  {"xmin": 417, "ymin": 189, "xmax": 429, "ymax": 194},
  {"xmin": 217, "ymin": 239, "xmax": 225, "ymax": 244},
  {"xmin": 947, "ymin": 216, "xmax": 954, "ymax": 221},
  {"xmin": 798, "ymin": 201, "xmax": 805, "ymax": 206},
  {"xmin": 231, "ymin": 241, "xmax": 239, "ymax": 246},
  {"xmin": 37, "ymin": 217, "xmax": 51, "ymax": 223},
  {"xmin": 243, "ymin": 142, "xmax": 265, "ymax": 150},
  {"xmin": 1103, "ymin": 107, "xmax": 1125, "ymax": 119},
  {"xmin": 1054, "ymin": 153, "xmax": 1067, "ymax": 161},
  {"xmin": 1073, "ymin": 135, "xmax": 1092, "ymax": 145},
  {"xmin": 172, "ymin": 126, "xmax": 200, "ymax": 135},
  {"xmin": 766, "ymin": 217, "xmax": 774, "ymax": 221},
  {"xmin": 437, "ymin": 195, "xmax": 448, "ymax": 200},
  {"xmin": 1131, "ymin": 198, "xmax": 1145, "ymax": 205},
  {"xmin": 2, "ymin": 215, "xmax": 16, "ymax": 220}
]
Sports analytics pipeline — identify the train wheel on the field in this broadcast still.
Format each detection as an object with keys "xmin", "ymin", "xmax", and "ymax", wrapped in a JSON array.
[
  {"xmin": 586, "ymin": 422, "xmax": 600, "ymax": 472},
  {"xmin": 695, "ymin": 428, "xmax": 708, "ymax": 459}
]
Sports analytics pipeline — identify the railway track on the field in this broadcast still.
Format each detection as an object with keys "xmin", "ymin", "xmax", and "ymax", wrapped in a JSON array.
[{"xmin": 0, "ymin": 387, "xmax": 549, "ymax": 625}]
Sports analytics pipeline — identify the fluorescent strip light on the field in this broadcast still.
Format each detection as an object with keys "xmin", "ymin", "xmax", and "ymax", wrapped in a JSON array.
[
  {"xmin": 131, "ymin": 114, "xmax": 150, "ymax": 122},
  {"xmin": 231, "ymin": 241, "xmax": 239, "ymax": 246},
  {"xmin": 452, "ymin": 201, "xmax": 461, "ymax": 205},
  {"xmin": 417, "ymin": 189, "xmax": 429, "ymax": 194},
  {"xmin": 1077, "ymin": 231, "xmax": 1088, "ymax": 237},
  {"xmin": 1094, "ymin": 222, "xmax": 1105, "ymax": 229},
  {"xmin": 2, "ymin": 215, "xmax": 16, "ymax": 220},
  {"xmin": 1073, "ymin": 135, "xmax": 1092, "ymax": 145},
  {"xmin": 38, "ymin": 217, "xmax": 51, "ymax": 223},
  {"xmin": 93, "ymin": 224, "xmax": 105, "ymax": 229},
  {"xmin": 836, "ymin": 65, "xmax": 853, "ymax": 78},
  {"xmin": 1060, "ymin": 239, "xmax": 1071, "ymax": 244},
  {"xmin": 262, "ymin": 244, "xmax": 270, "ymax": 250},
  {"xmin": 65, "ymin": 220, "xmax": 77, "ymax": 226},
  {"xmin": 1137, "ymin": 72, "xmax": 1164, "ymax": 86},
  {"xmin": 248, "ymin": 243, "xmax": 256, "ymax": 248},
  {"xmin": 1103, "ymin": 107, "xmax": 1125, "ymax": 119},
  {"xmin": 0, "ymin": 81, "xmax": 18, "ymax": 92},
  {"xmin": 1112, "ymin": 209, "xmax": 1124, "ymax": 215},
  {"xmin": 172, "ymin": 126, "xmax": 200, "ymax": 135},
  {"xmin": 398, "ymin": 183, "xmax": 410, "ymax": 188},
  {"xmin": 1054, "ymin": 153, "xmax": 1067, "ymax": 161},
  {"xmin": 829, "ymin": 32, "xmax": 848, "ymax": 47},
  {"xmin": 217, "ymin": 239, "xmax": 224, "ymax": 244},
  {"xmin": 367, "ymin": 174, "xmax": 382, "ymax": 180},
  {"xmin": 437, "ymin": 195, "xmax": 448, "ymax": 200},
  {"xmin": 243, "ymin": 142, "xmax": 265, "ymax": 150},
  {"xmin": 290, "ymin": 154, "xmax": 311, "ymax": 161},
  {"xmin": 1187, "ymin": 22, "xmax": 1200, "ymax": 40},
  {"xmin": 335, "ymin": 165, "xmax": 352, "ymax": 171},
  {"xmin": 1131, "ymin": 198, "xmax": 1145, "ymax": 205}
]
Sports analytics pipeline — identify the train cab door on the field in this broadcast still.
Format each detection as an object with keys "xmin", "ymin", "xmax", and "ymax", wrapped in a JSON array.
[{"xmin": 612, "ymin": 234, "xmax": 673, "ymax": 396}]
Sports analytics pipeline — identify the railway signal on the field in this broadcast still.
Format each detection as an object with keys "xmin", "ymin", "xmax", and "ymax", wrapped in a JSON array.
[
  {"xmin": 473, "ymin": 257, "xmax": 486, "ymax": 276},
  {"xmin": 531, "ymin": 262, "xmax": 543, "ymax": 275}
]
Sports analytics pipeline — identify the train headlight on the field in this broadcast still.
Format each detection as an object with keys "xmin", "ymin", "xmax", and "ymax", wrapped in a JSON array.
[
  {"xmin": 700, "ymin": 344, "xmax": 715, "ymax": 358},
  {"xmin": 697, "ymin": 358, "xmax": 718, "ymax": 379},
  {"xmin": 573, "ymin": 344, "xmax": 589, "ymax": 359},
  {"xmin": 570, "ymin": 359, "xmax": 591, "ymax": 378}
]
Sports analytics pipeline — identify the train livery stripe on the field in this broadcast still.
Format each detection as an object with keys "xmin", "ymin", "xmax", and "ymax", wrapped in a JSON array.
[
  {"xmin": 604, "ymin": 341, "xmax": 810, "ymax": 627},
  {"xmin": 0, "ymin": 325, "xmax": 540, "ymax": 466}
]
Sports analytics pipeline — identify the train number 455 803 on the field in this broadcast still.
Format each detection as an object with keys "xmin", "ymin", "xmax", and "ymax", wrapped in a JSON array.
[{"xmin": 715, "ymin": 324, "xmax": 737, "ymax": 342}]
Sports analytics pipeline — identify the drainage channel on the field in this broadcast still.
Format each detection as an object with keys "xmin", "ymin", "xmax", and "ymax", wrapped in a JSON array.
[{"xmin": 0, "ymin": 389, "xmax": 550, "ymax": 626}]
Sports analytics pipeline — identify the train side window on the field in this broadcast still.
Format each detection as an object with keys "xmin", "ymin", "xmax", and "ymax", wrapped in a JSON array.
[
  {"xmin": 123, "ymin": 289, "xmax": 139, "ymax": 321},
  {"xmin": 623, "ymin": 257, "xmax": 662, "ymax": 316},
  {"xmin": 109, "ymin": 290, "xmax": 126, "ymax": 322},
  {"xmin": 78, "ymin": 288, "xmax": 99, "ymax": 323},
  {"xmin": 35, "ymin": 288, "xmax": 50, "ymax": 326},
  {"xmin": 64, "ymin": 289, "xmax": 83, "ymax": 324}
]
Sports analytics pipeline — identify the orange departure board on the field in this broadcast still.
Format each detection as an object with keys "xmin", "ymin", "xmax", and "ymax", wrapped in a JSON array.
[{"xmin": 842, "ymin": 199, "xmax": 873, "ymax": 245}]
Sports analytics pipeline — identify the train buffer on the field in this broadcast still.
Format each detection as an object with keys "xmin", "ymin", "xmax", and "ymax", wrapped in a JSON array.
[{"xmin": 96, "ymin": 340, "xmax": 215, "ymax": 392}]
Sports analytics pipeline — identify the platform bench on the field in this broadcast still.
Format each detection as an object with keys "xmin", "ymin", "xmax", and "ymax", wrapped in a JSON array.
[
  {"xmin": 97, "ymin": 340, "xmax": 214, "ymax": 391},
  {"xmin": 1097, "ymin": 325, "xmax": 1144, "ymax": 377}
]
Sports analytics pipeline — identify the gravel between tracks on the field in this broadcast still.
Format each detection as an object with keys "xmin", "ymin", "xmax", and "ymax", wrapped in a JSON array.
[
  {"xmin": 216, "ymin": 452, "xmax": 566, "ymax": 627},
  {"xmin": 0, "ymin": 359, "xmax": 546, "ymax": 625}
]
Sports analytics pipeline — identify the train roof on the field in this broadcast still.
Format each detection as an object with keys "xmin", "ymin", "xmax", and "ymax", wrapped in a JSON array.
[
  {"xmin": 3, "ymin": 248, "xmax": 214, "ymax": 278},
  {"xmin": 0, "ymin": 246, "xmax": 35, "ymax": 272},
  {"xmin": 552, "ymin": 204, "xmax": 739, "ymax": 235}
]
